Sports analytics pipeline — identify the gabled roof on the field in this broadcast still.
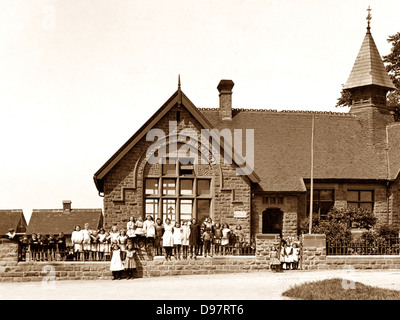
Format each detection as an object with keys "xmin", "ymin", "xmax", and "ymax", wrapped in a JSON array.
[
  {"xmin": 26, "ymin": 209, "xmax": 103, "ymax": 235},
  {"xmin": 343, "ymin": 30, "xmax": 396, "ymax": 90},
  {"xmin": 93, "ymin": 88, "xmax": 260, "ymax": 193},
  {"xmin": 0, "ymin": 210, "xmax": 27, "ymax": 235}
]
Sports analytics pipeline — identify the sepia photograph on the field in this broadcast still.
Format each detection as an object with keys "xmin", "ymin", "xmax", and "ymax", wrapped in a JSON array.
[{"xmin": 1, "ymin": 0, "xmax": 400, "ymax": 310}]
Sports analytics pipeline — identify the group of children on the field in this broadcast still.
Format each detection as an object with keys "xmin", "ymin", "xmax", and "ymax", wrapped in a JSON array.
[{"xmin": 269, "ymin": 237, "xmax": 301, "ymax": 272}]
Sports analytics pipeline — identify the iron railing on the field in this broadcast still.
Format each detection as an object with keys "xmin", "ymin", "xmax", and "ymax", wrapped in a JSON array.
[{"xmin": 327, "ymin": 237, "xmax": 400, "ymax": 255}]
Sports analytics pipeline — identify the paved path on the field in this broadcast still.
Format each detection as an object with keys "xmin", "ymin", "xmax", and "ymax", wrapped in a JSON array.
[{"xmin": 1, "ymin": 269, "xmax": 400, "ymax": 300}]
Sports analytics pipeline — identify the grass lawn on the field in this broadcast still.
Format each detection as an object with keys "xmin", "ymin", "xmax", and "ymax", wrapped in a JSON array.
[{"xmin": 282, "ymin": 278, "xmax": 400, "ymax": 300}]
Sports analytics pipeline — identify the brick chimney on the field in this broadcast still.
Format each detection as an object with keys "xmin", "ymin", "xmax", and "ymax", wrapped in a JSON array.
[
  {"xmin": 63, "ymin": 200, "xmax": 72, "ymax": 212},
  {"xmin": 217, "ymin": 80, "xmax": 234, "ymax": 121}
]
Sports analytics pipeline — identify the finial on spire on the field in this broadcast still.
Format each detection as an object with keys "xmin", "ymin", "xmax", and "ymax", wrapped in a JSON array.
[
  {"xmin": 177, "ymin": 74, "xmax": 182, "ymax": 106},
  {"xmin": 366, "ymin": 6, "xmax": 372, "ymax": 33}
]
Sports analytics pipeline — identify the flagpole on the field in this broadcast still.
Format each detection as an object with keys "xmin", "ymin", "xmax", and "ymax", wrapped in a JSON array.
[{"xmin": 309, "ymin": 114, "xmax": 315, "ymax": 234}]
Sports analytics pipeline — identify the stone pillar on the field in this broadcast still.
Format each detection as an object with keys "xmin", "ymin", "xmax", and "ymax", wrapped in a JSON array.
[
  {"xmin": 0, "ymin": 239, "xmax": 19, "ymax": 267},
  {"xmin": 301, "ymin": 234, "xmax": 327, "ymax": 270},
  {"xmin": 255, "ymin": 233, "xmax": 280, "ymax": 268}
]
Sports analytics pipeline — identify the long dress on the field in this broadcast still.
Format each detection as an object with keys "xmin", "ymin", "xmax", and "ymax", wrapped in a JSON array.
[
  {"xmin": 110, "ymin": 249, "xmax": 124, "ymax": 271},
  {"xmin": 189, "ymin": 223, "xmax": 200, "ymax": 246},
  {"xmin": 181, "ymin": 225, "xmax": 190, "ymax": 246},
  {"xmin": 154, "ymin": 224, "xmax": 163, "ymax": 248},
  {"xmin": 162, "ymin": 224, "xmax": 174, "ymax": 247},
  {"xmin": 124, "ymin": 249, "xmax": 137, "ymax": 269}
]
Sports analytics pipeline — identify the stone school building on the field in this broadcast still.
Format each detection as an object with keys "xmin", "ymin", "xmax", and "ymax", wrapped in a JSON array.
[{"xmin": 93, "ymin": 24, "xmax": 400, "ymax": 242}]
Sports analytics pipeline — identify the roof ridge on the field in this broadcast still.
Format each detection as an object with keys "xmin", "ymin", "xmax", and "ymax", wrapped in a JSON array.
[{"xmin": 200, "ymin": 107, "xmax": 352, "ymax": 116}]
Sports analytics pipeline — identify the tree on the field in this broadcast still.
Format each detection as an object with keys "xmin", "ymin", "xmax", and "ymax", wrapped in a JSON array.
[
  {"xmin": 336, "ymin": 31, "xmax": 400, "ymax": 117},
  {"xmin": 383, "ymin": 32, "xmax": 400, "ymax": 117}
]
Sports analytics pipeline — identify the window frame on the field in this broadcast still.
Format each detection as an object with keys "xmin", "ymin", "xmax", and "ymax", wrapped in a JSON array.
[{"xmin": 143, "ymin": 158, "xmax": 212, "ymax": 223}]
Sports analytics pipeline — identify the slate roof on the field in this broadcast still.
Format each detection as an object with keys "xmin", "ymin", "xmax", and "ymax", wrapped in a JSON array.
[
  {"xmin": 0, "ymin": 210, "xmax": 27, "ymax": 235},
  {"xmin": 200, "ymin": 108, "xmax": 389, "ymax": 192},
  {"xmin": 26, "ymin": 209, "xmax": 103, "ymax": 235},
  {"xmin": 343, "ymin": 30, "xmax": 396, "ymax": 90}
]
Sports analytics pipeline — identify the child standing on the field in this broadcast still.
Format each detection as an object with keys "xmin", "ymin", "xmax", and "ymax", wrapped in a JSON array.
[
  {"xmin": 47, "ymin": 234, "xmax": 56, "ymax": 261},
  {"xmin": 124, "ymin": 244, "xmax": 137, "ymax": 280},
  {"xmin": 110, "ymin": 244, "xmax": 124, "ymax": 280},
  {"xmin": 71, "ymin": 225, "xmax": 84, "ymax": 261},
  {"xmin": 126, "ymin": 216, "xmax": 136, "ymax": 245},
  {"xmin": 181, "ymin": 221, "xmax": 190, "ymax": 259},
  {"xmin": 213, "ymin": 223, "xmax": 222, "ymax": 255},
  {"xmin": 56, "ymin": 232, "xmax": 66, "ymax": 261},
  {"xmin": 292, "ymin": 242, "xmax": 301, "ymax": 270},
  {"xmin": 143, "ymin": 215, "xmax": 156, "ymax": 251},
  {"xmin": 98, "ymin": 229, "xmax": 107, "ymax": 261},
  {"xmin": 135, "ymin": 216, "xmax": 145, "ymax": 247},
  {"xmin": 30, "ymin": 233, "xmax": 39, "ymax": 261},
  {"xmin": 162, "ymin": 218, "xmax": 174, "ymax": 261},
  {"xmin": 269, "ymin": 246, "xmax": 281, "ymax": 272},
  {"xmin": 154, "ymin": 218, "xmax": 163, "ymax": 256},
  {"xmin": 82, "ymin": 223, "xmax": 92, "ymax": 261},
  {"xmin": 118, "ymin": 230, "xmax": 128, "ymax": 260},
  {"xmin": 221, "ymin": 224, "xmax": 231, "ymax": 255},
  {"xmin": 90, "ymin": 230, "xmax": 99, "ymax": 261},
  {"xmin": 202, "ymin": 227, "xmax": 213, "ymax": 257},
  {"xmin": 173, "ymin": 222, "xmax": 183, "ymax": 260},
  {"xmin": 285, "ymin": 241, "xmax": 294, "ymax": 270}
]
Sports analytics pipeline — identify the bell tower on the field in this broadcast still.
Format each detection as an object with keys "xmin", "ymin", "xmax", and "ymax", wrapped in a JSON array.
[
  {"xmin": 343, "ymin": 7, "xmax": 396, "ymax": 113},
  {"xmin": 343, "ymin": 7, "xmax": 396, "ymax": 145}
]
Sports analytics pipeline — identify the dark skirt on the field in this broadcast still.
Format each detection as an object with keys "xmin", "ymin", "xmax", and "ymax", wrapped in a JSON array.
[{"xmin": 189, "ymin": 224, "xmax": 200, "ymax": 246}]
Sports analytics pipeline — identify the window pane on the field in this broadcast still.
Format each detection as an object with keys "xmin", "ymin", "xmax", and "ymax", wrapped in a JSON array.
[
  {"xmin": 180, "ymin": 179, "xmax": 193, "ymax": 195},
  {"xmin": 197, "ymin": 179, "xmax": 210, "ymax": 196},
  {"xmin": 197, "ymin": 199, "xmax": 210, "ymax": 224},
  {"xmin": 320, "ymin": 190, "xmax": 334, "ymax": 201},
  {"xmin": 320, "ymin": 202, "xmax": 334, "ymax": 217},
  {"xmin": 347, "ymin": 202, "xmax": 359, "ymax": 209},
  {"xmin": 145, "ymin": 199, "xmax": 159, "ymax": 219},
  {"xmin": 277, "ymin": 197, "xmax": 284, "ymax": 204},
  {"xmin": 162, "ymin": 179, "xmax": 176, "ymax": 195},
  {"xmin": 180, "ymin": 199, "xmax": 193, "ymax": 222},
  {"xmin": 162, "ymin": 163, "xmax": 176, "ymax": 175},
  {"xmin": 163, "ymin": 199, "xmax": 176, "ymax": 224},
  {"xmin": 360, "ymin": 191, "xmax": 373, "ymax": 202},
  {"xmin": 360, "ymin": 202, "xmax": 373, "ymax": 212},
  {"xmin": 270, "ymin": 197, "xmax": 276, "ymax": 204},
  {"xmin": 348, "ymin": 191, "xmax": 359, "ymax": 202},
  {"xmin": 145, "ymin": 179, "xmax": 158, "ymax": 195}
]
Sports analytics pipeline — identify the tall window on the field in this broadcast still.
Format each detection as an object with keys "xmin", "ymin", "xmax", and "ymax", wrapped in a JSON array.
[
  {"xmin": 307, "ymin": 189, "xmax": 334, "ymax": 220},
  {"xmin": 347, "ymin": 190, "xmax": 374, "ymax": 212},
  {"xmin": 144, "ymin": 158, "xmax": 212, "ymax": 224}
]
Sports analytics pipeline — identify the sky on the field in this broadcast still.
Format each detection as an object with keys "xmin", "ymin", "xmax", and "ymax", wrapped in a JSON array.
[{"xmin": 1, "ymin": 0, "xmax": 399, "ymax": 223}]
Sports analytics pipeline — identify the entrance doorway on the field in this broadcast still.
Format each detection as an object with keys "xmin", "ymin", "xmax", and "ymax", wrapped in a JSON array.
[{"xmin": 262, "ymin": 208, "xmax": 283, "ymax": 236}]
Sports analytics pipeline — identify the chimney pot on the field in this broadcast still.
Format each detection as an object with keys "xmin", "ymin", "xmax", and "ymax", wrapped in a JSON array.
[
  {"xmin": 63, "ymin": 200, "xmax": 72, "ymax": 212},
  {"xmin": 217, "ymin": 80, "xmax": 234, "ymax": 121}
]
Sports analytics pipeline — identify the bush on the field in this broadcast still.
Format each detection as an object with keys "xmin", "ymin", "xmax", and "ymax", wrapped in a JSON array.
[{"xmin": 302, "ymin": 206, "xmax": 377, "ymax": 243}]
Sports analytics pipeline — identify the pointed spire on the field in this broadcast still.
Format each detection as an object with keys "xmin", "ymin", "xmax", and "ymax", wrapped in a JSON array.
[
  {"xmin": 178, "ymin": 74, "xmax": 181, "ymax": 90},
  {"xmin": 343, "ymin": 18, "xmax": 396, "ymax": 91}
]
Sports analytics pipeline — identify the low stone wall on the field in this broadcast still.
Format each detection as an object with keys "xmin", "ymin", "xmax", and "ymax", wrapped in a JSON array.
[
  {"xmin": 3, "ymin": 235, "xmax": 400, "ymax": 282},
  {"xmin": 326, "ymin": 256, "xmax": 400, "ymax": 269}
]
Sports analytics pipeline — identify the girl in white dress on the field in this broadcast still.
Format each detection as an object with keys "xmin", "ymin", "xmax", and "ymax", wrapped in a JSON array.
[
  {"xmin": 162, "ymin": 218, "xmax": 174, "ymax": 260},
  {"xmin": 292, "ymin": 242, "xmax": 301, "ymax": 270},
  {"xmin": 126, "ymin": 217, "xmax": 136, "ymax": 245},
  {"xmin": 110, "ymin": 244, "xmax": 124, "ymax": 280},
  {"xmin": 284, "ymin": 242, "xmax": 294, "ymax": 270},
  {"xmin": 173, "ymin": 222, "xmax": 183, "ymax": 260},
  {"xmin": 118, "ymin": 230, "xmax": 128, "ymax": 260},
  {"xmin": 135, "ymin": 216, "xmax": 145, "ymax": 247},
  {"xmin": 71, "ymin": 225, "xmax": 84, "ymax": 261},
  {"xmin": 98, "ymin": 228, "xmax": 107, "ymax": 261},
  {"xmin": 181, "ymin": 221, "xmax": 191, "ymax": 259},
  {"xmin": 82, "ymin": 223, "xmax": 92, "ymax": 260},
  {"xmin": 143, "ymin": 215, "xmax": 156, "ymax": 249},
  {"xmin": 221, "ymin": 224, "xmax": 231, "ymax": 255}
]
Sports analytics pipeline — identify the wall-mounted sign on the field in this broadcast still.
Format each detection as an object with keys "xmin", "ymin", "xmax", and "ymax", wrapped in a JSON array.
[{"xmin": 234, "ymin": 210, "xmax": 247, "ymax": 218}]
